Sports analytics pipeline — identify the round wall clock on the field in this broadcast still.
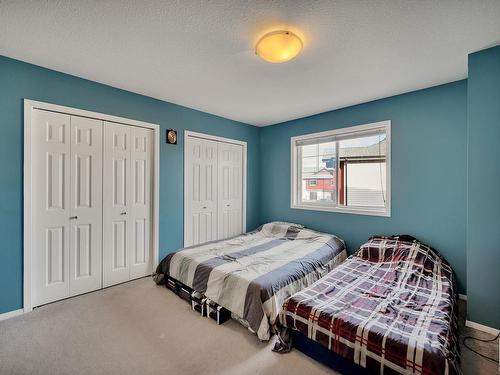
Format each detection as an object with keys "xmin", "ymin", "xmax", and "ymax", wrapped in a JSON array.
[{"xmin": 166, "ymin": 129, "xmax": 177, "ymax": 144}]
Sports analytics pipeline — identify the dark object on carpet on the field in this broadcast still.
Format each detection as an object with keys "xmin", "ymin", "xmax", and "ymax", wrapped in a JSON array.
[
  {"xmin": 207, "ymin": 300, "xmax": 231, "ymax": 325},
  {"xmin": 291, "ymin": 330, "xmax": 370, "ymax": 375},
  {"xmin": 463, "ymin": 332, "xmax": 500, "ymax": 363},
  {"xmin": 191, "ymin": 292, "xmax": 207, "ymax": 317}
]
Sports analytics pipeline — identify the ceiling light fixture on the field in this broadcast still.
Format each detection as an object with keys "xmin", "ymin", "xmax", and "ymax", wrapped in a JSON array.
[{"xmin": 255, "ymin": 30, "xmax": 303, "ymax": 63}]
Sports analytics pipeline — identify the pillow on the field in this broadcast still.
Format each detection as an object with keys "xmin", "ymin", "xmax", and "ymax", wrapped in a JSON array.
[
  {"xmin": 259, "ymin": 221, "xmax": 305, "ymax": 237},
  {"xmin": 269, "ymin": 221, "xmax": 304, "ymax": 229},
  {"xmin": 357, "ymin": 235, "xmax": 444, "ymax": 266}
]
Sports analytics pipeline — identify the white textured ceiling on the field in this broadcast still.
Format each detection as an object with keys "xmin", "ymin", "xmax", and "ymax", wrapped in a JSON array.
[{"xmin": 1, "ymin": 1, "xmax": 500, "ymax": 126}]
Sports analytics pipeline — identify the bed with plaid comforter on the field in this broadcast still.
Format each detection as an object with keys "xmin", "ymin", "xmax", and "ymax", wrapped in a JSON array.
[
  {"xmin": 278, "ymin": 236, "xmax": 460, "ymax": 375},
  {"xmin": 154, "ymin": 222, "xmax": 347, "ymax": 340}
]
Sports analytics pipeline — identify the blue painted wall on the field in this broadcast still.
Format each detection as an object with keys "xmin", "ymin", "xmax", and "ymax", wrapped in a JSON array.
[
  {"xmin": 0, "ymin": 55, "xmax": 261, "ymax": 314},
  {"xmin": 467, "ymin": 45, "xmax": 500, "ymax": 329},
  {"xmin": 260, "ymin": 81, "xmax": 468, "ymax": 293}
]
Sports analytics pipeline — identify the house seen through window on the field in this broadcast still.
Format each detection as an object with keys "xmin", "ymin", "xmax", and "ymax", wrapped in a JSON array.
[{"xmin": 291, "ymin": 121, "xmax": 390, "ymax": 216}]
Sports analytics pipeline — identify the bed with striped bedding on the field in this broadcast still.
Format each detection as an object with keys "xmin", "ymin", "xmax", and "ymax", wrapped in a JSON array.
[
  {"xmin": 278, "ymin": 236, "xmax": 461, "ymax": 375},
  {"xmin": 154, "ymin": 222, "xmax": 347, "ymax": 340}
]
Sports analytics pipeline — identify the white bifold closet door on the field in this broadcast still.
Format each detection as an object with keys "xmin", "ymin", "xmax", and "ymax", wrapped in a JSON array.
[
  {"xmin": 184, "ymin": 137, "xmax": 218, "ymax": 246},
  {"xmin": 217, "ymin": 142, "xmax": 243, "ymax": 239},
  {"xmin": 32, "ymin": 110, "xmax": 103, "ymax": 306},
  {"xmin": 103, "ymin": 122, "xmax": 153, "ymax": 287},
  {"xmin": 184, "ymin": 135, "xmax": 243, "ymax": 247},
  {"xmin": 69, "ymin": 116, "xmax": 103, "ymax": 296}
]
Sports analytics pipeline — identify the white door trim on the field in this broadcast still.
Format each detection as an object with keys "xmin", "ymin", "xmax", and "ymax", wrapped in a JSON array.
[
  {"xmin": 23, "ymin": 99, "xmax": 160, "ymax": 312},
  {"xmin": 183, "ymin": 130, "xmax": 247, "ymax": 246}
]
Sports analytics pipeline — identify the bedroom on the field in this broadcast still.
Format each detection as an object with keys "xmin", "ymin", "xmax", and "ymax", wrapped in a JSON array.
[{"xmin": 0, "ymin": 1, "xmax": 499, "ymax": 374}]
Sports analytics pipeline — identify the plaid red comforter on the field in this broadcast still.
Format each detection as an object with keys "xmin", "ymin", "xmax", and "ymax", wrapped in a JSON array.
[{"xmin": 279, "ymin": 236, "xmax": 460, "ymax": 375}]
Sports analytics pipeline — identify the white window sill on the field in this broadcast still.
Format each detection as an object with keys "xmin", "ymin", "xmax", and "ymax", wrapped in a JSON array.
[{"xmin": 291, "ymin": 203, "xmax": 391, "ymax": 217}]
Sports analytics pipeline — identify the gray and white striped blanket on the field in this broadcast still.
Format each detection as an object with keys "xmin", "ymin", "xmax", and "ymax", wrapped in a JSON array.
[{"xmin": 154, "ymin": 222, "xmax": 347, "ymax": 340}]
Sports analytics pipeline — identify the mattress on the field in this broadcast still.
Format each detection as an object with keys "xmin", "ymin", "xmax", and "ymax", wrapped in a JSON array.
[
  {"xmin": 279, "ymin": 236, "xmax": 461, "ymax": 375},
  {"xmin": 154, "ymin": 222, "xmax": 347, "ymax": 340}
]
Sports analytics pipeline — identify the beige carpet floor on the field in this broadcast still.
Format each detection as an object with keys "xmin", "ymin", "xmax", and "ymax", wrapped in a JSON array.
[{"xmin": 0, "ymin": 278, "xmax": 498, "ymax": 375}]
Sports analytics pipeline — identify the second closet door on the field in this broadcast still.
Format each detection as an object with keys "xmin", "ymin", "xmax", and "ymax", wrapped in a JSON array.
[
  {"xmin": 184, "ymin": 135, "xmax": 244, "ymax": 247},
  {"xmin": 184, "ymin": 137, "xmax": 218, "ymax": 247},
  {"xmin": 103, "ymin": 122, "xmax": 152, "ymax": 287},
  {"xmin": 217, "ymin": 142, "xmax": 243, "ymax": 239}
]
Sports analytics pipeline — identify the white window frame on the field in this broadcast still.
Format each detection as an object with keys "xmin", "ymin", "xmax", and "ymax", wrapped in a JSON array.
[{"xmin": 290, "ymin": 120, "xmax": 391, "ymax": 217}]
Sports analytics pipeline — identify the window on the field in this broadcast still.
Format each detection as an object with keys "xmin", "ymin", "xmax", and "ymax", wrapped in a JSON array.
[
  {"xmin": 291, "ymin": 121, "xmax": 390, "ymax": 216},
  {"xmin": 308, "ymin": 179, "xmax": 318, "ymax": 186}
]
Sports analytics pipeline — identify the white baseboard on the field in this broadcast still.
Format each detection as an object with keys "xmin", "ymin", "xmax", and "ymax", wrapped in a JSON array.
[
  {"xmin": 466, "ymin": 320, "xmax": 500, "ymax": 336},
  {"xmin": 0, "ymin": 308, "xmax": 24, "ymax": 322},
  {"xmin": 458, "ymin": 294, "xmax": 467, "ymax": 301}
]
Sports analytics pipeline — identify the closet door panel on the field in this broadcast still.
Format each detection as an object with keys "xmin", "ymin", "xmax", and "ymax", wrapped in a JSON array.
[
  {"xmin": 69, "ymin": 116, "xmax": 103, "ymax": 296},
  {"xmin": 185, "ymin": 137, "xmax": 218, "ymax": 246},
  {"xmin": 217, "ymin": 142, "xmax": 243, "ymax": 240},
  {"xmin": 129, "ymin": 127, "xmax": 153, "ymax": 279},
  {"xmin": 103, "ymin": 122, "xmax": 131, "ymax": 287},
  {"xmin": 32, "ymin": 110, "xmax": 71, "ymax": 306}
]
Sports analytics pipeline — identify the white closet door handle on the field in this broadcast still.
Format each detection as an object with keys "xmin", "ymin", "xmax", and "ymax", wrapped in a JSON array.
[
  {"xmin": 120, "ymin": 212, "xmax": 127, "ymax": 215},
  {"xmin": 69, "ymin": 216, "xmax": 78, "ymax": 220}
]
